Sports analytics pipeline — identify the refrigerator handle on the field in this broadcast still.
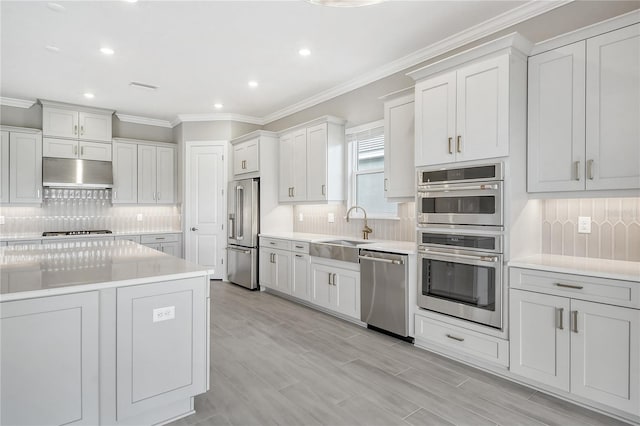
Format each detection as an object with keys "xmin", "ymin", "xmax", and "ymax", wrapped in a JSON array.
[
  {"xmin": 228, "ymin": 215, "xmax": 235, "ymax": 239},
  {"xmin": 236, "ymin": 185, "xmax": 244, "ymax": 240}
]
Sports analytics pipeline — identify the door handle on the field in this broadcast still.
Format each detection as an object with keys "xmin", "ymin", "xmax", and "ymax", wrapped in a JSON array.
[
  {"xmin": 556, "ymin": 307, "xmax": 564, "ymax": 330},
  {"xmin": 191, "ymin": 227, "xmax": 198, "ymax": 231}
]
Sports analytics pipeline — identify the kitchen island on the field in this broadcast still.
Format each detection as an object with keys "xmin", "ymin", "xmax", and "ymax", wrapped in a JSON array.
[{"xmin": 0, "ymin": 240, "xmax": 211, "ymax": 426}]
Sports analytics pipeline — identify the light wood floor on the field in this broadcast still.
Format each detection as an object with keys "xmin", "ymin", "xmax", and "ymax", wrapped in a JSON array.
[{"xmin": 171, "ymin": 281, "xmax": 629, "ymax": 426}]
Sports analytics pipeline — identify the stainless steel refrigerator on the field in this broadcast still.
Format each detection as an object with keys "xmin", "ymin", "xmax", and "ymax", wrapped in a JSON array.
[{"xmin": 227, "ymin": 178, "xmax": 259, "ymax": 289}]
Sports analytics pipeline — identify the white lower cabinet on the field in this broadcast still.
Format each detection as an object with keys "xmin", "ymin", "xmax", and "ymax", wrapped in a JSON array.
[
  {"xmin": 259, "ymin": 247, "xmax": 291, "ymax": 294},
  {"xmin": 510, "ymin": 268, "xmax": 640, "ymax": 418},
  {"xmin": 140, "ymin": 234, "xmax": 183, "ymax": 258},
  {"xmin": 310, "ymin": 258, "xmax": 360, "ymax": 320},
  {"xmin": 291, "ymin": 252, "xmax": 310, "ymax": 301}
]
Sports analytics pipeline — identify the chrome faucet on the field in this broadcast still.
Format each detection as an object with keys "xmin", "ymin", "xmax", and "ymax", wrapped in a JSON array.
[{"xmin": 345, "ymin": 205, "xmax": 373, "ymax": 240}]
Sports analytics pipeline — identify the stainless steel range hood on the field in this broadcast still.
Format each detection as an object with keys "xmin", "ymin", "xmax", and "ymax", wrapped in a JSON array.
[{"xmin": 43, "ymin": 157, "xmax": 113, "ymax": 188}]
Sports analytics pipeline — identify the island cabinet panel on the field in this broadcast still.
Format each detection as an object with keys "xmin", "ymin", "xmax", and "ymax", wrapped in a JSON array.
[
  {"xmin": 0, "ymin": 291, "xmax": 99, "ymax": 426},
  {"xmin": 116, "ymin": 277, "xmax": 207, "ymax": 420}
]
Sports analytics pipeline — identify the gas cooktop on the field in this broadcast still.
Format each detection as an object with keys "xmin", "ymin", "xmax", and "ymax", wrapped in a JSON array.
[{"xmin": 42, "ymin": 230, "xmax": 113, "ymax": 237}]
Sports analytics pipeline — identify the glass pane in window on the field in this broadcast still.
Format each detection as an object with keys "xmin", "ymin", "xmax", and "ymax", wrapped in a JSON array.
[
  {"xmin": 356, "ymin": 172, "xmax": 397, "ymax": 216},
  {"xmin": 356, "ymin": 131, "xmax": 384, "ymax": 171}
]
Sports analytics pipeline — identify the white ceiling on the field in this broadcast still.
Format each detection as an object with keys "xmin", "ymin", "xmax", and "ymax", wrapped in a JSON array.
[{"xmin": 2, "ymin": 0, "xmax": 552, "ymax": 125}]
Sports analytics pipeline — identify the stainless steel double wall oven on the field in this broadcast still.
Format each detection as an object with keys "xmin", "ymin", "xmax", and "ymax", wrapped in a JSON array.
[{"xmin": 416, "ymin": 163, "xmax": 504, "ymax": 329}]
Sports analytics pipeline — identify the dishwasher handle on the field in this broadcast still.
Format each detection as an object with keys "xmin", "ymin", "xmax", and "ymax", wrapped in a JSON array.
[{"xmin": 358, "ymin": 254, "xmax": 404, "ymax": 265}]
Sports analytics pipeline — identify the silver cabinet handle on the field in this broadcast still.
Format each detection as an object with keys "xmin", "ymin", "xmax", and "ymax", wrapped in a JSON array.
[
  {"xmin": 328, "ymin": 273, "xmax": 333, "ymax": 286},
  {"xmin": 191, "ymin": 227, "xmax": 198, "ymax": 231},
  {"xmin": 556, "ymin": 307, "xmax": 564, "ymax": 330},
  {"xmin": 446, "ymin": 334, "xmax": 464, "ymax": 342},
  {"xmin": 448, "ymin": 137, "xmax": 453, "ymax": 154},
  {"xmin": 587, "ymin": 159, "xmax": 594, "ymax": 180},
  {"xmin": 74, "ymin": 145, "xmax": 78, "ymax": 155},
  {"xmin": 74, "ymin": 125, "xmax": 78, "ymax": 135},
  {"xmin": 419, "ymin": 248, "xmax": 498, "ymax": 263},
  {"xmin": 80, "ymin": 146, "xmax": 84, "ymax": 156},
  {"xmin": 270, "ymin": 241, "xmax": 276, "ymax": 245},
  {"xmin": 155, "ymin": 237, "xmax": 165, "ymax": 240},
  {"xmin": 555, "ymin": 283, "xmax": 584, "ymax": 290},
  {"xmin": 456, "ymin": 135, "xmax": 462, "ymax": 153},
  {"xmin": 36, "ymin": 189, "xmax": 41, "ymax": 199},
  {"xmin": 332, "ymin": 273, "xmax": 337, "ymax": 286},
  {"xmin": 157, "ymin": 191, "xmax": 161, "ymax": 201},
  {"xmin": 571, "ymin": 310, "xmax": 578, "ymax": 333},
  {"xmin": 321, "ymin": 184, "xmax": 326, "ymax": 196},
  {"xmin": 574, "ymin": 160, "xmax": 580, "ymax": 181},
  {"xmin": 113, "ymin": 190, "xmax": 117, "ymax": 200},
  {"xmin": 358, "ymin": 255, "xmax": 404, "ymax": 265},
  {"xmin": 288, "ymin": 187, "xmax": 292, "ymax": 197},
  {"xmin": 383, "ymin": 178, "xmax": 388, "ymax": 191},
  {"xmin": 80, "ymin": 125, "xmax": 84, "ymax": 136},
  {"xmin": 292, "ymin": 187, "xmax": 295, "ymax": 197},
  {"xmin": 418, "ymin": 184, "xmax": 497, "ymax": 192},
  {"xmin": 152, "ymin": 192, "xmax": 156, "ymax": 200},
  {"xmin": 295, "ymin": 254, "xmax": 303, "ymax": 258}
]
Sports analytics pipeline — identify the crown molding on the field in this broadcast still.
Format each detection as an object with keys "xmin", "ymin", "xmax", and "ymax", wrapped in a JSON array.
[
  {"xmin": 175, "ymin": 113, "xmax": 264, "ymax": 126},
  {"xmin": 261, "ymin": 0, "xmax": 571, "ymax": 125},
  {"xmin": 0, "ymin": 97, "xmax": 37, "ymax": 109},
  {"xmin": 115, "ymin": 113, "xmax": 173, "ymax": 128}
]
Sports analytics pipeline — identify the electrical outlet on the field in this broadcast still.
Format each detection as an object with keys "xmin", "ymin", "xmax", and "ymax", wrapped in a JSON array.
[
  {"xmin": 578, "ymin": 216, "xmax": 592, "ymax": 234},
  {"xmin": 298, "ymin": 212, "xmax": 304, "ymax": 222},
  {"xmin": 328, "ymin": 213, "xmax": 335, "ymax": 223},
  {"xmin": 0, "ymin": 216, "xmax": 4, "ymax": 225},
  {"xmin": 152, "ymin": 306, "xmax": 175, "ymax": 322},
  {"xmin": 136, "ymin": 213, "xmax": 143, "ymax": 222}
]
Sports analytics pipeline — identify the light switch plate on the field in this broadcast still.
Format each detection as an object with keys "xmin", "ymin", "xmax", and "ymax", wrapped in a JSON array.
[
  {"xmin": 328, "ymin": 213, "xmax": 335, "ymax": 223},
  {"xmin": 136, "ymin": 213, "xmax": 143, "ymax": 222},
  {"xmin": 578, "ymin": 216, "xmax": 591, "ymax": 234},
  {"xmin": 153, "ymin": 306, "xmax": 175, "ymax": 322},
  {"xmin": 298, "ymin": 212, "xmax": 304, "ymax": 222}
]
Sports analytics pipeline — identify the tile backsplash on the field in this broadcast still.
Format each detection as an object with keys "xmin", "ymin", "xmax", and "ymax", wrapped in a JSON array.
[
  {"xmin": 541, "ymin": 198, "xmax": 640, "ymax": 262},
  {"xmin": 293, "ymin": 202, "xmax": 415, "ymax": 242},
  {"xmin": 0, "ymin": 201, "xmax": 181, "ymax": 236}
]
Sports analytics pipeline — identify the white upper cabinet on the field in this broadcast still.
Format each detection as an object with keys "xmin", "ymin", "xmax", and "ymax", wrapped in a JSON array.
[
  {"xmin": 41, "ymin": 101, "xmax": 113, "ymax": 143},
  {"xmin": 43, "ymin": 138, "xmax": 111, "ymax": 161},
  {"xmin": 232, "ymin": 137, "xmax": 259, "ymax": 177},
  {"xmin": 278, "ymin": 116, "xmax": 345, "ymax": 204},
  {"xmin": 136, "ymin": 143, "xmax": 176, "ymax": 204},
  {"xmin": 414, "ymin": 55, "xmax": 511, "ymax": 166},
  {"xmin": 383, "ymin": 91, "xmax": 415, "ymax": 199},
  {"xmin": 585, "ymin": 24, "xmax": 640, "ymax": 191},
  {"xmin": 528, "ymin": 42, "xmax": 586, "ymax": 192},
  {"xmin": 112, "ymin": 142, "xmax": 138, "ymax": 204},
  {"xmin": 156, "ymin": 146, "xmax": 176, "ymax": 203},
  {"xmin": 1, "ymin": 131, "xmax": 9, "ymax": 203},
  {"xmin": 137, "ymin": 145, "xmax": 157, "ymax": 204},
  {"xmin": 9, "ymin": 130, "xmax": 42, "ymax": 204},
  {"xmin": 528, "ymin": 24, "xmax": 640, "ymax": 192}
]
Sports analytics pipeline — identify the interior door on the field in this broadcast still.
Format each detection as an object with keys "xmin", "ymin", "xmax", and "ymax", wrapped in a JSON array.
[{"xmin": 186, "ymin": 143, "xmax": 225, "ymax": 279}]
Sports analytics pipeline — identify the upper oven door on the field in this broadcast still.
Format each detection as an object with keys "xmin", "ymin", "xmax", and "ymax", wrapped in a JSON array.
[{"xmin": 417, "ymin": 181, "xmax": 503, "ymax": 226}]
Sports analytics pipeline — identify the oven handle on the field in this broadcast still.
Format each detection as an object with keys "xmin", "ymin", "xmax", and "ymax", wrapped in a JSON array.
[
  {"xmin": 418, "ymin": 248, "xmax": 499, "ymax": 263},
  {"xmin": 418, "ymin": 184, "xmax": 498, "ymax": 193}
]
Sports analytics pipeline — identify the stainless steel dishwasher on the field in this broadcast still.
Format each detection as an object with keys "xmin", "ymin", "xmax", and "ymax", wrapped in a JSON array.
[{"xmin": 359, "ymin": 249, "xmax": 410, "ymax": 339}]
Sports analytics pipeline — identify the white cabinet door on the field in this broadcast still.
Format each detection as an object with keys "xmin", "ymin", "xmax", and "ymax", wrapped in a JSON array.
[
  {"xmin": 291, "ymin": 129, "xmax": 307, "ymax": 202},
  {"xmin": 510, "ymin": 289, "xmax": 571, "ymax": 391},
  {"xmin": 156, "ymin": 147, "xmax": 176, "ymax": 203},
  {"xmin": 292, "ymin": 253, "xmax": 309, "ymax": 301},
  {"xmin": 332, "ymin": 267, "xmax": 360, "ymax": 319},
  {"xmin": 310, "ymin": 262, "xmax": 332, "ymax": 309},
  {"xmin": 306, "ymin": 123, "xmax": 328, "ymax": 202},
  {"xmin": 79, "ymin": 141, "xmax": 111, "ymax": 161},
  {"xmin": 273, "ymin": 250, "xmax": 291, "ymax": 295},
  {"xmin": 243, "ymin": 139, "xmax": 259, "ymax": 174},
  {"xmin": 278, "ymin": 133, "xmax": 293, "ymax": 202},
  {"xmin": 585, "ymin": 24, "xmax": 640, "ymax": 191},
  {"xmin": 259, "ymin": 248, "xmax": 275, "ymax": 289},
  {"xmin": 137, "ymin": 145, "xmax": 157, "ymax": 204},
  {"xmin": 1, "ymin": 131, "xmax": 9, "ymax": 203},
  {"xmin": 9, "ymin": 132, "xmax": 42, "ymax": 204},
  {"xmin": 161, "ymin": 241, "xmax": 182, "ymax": 258},
  {"xmin": 384, "ymin": 94, "xmax": 414, "ymax": 199},
  {"xmin": 415, "ymin": 71, "xmax": 456, "ymax": 166},
  {"xmin": 43, "ymin": 107, "xmax": 78, "ymax": 139},
  {"xmin": 112, "ymin": 142, "xmax": 137, "ymax": 204},
  {"xmin": 43, "ymin": 137, "xmax": 78, "ymax": 158},
  {"xmin": 528, "ymin": 42, "xmax": 586, "ymax": 192},
  {"xmin": 78, "ymin": 111, "xmax": 112, "ymax": 142},
  {"xmin": 456, "ymin": 55, "xmax": 509, "ymax": 162},
  {"xmin": 570, "ymin": 299, "xmax": 640, "ymax": 415}
]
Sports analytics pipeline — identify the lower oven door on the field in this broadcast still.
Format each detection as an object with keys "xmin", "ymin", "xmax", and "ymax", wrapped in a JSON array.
[{"xmin": 417, "ymin": 247, "xmax": 502, "ymax": 329}]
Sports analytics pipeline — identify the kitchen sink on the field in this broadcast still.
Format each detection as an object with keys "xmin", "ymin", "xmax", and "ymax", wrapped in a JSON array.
[{"xmin": 309, "ymin": 239, "xmax": 373, "ymax": 263}]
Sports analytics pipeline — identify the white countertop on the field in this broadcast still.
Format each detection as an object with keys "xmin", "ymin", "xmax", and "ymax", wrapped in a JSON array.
[
  {"xmin": 0, "ymin": 230, "xmax": 182, "ymax": 242},
  {"xmin": 259, "ymin": 231, "xmax": 417, "ymax": 255},
  {"xmin": 509, "ymin": 254, "xmax": 640, "ymax": 282},
  {"xmin": 0, "ymin": 240, "xmax": 211, "ymax": 302}
]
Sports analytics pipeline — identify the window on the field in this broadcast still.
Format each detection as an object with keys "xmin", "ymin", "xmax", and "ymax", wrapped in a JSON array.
[{"xmin": 347, "ymin": 121, "xmax": 397, "ymax": 218}]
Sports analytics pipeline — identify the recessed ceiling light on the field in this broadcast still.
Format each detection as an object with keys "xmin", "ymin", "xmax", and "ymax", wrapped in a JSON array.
[
  {"xmin": 214, "ymin": 103, "xmax": 223, "ymax": 109},
  {"xmin": 248, "ymin": 81, "xmax": 258, "ymax": 88},
  {"xmin": 299, "ymin": 48, "xmax": 311, "ymax": 57},
  {"xmin": 45, "ymin": 45, "xmax": 60, "ymax": 52},
  {"xmin": 84, "ymin": 93, "xmax": 95, "ymax": 99},
  {"xmin": 47, "ymin": 2, "xmax": 65, "ymax": 12},
  {"xmin": 100, "ymin": 47, "xmax": 114, "ymax": 55},
  {"xmin": 129, "ymin": 81, "xmax": 158, "ymax": 90}
]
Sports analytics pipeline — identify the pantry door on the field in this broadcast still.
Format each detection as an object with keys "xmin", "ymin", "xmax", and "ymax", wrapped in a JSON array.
[{"xmin": 185, "ymin": 142, "xmax": 226, "ymax": 279}]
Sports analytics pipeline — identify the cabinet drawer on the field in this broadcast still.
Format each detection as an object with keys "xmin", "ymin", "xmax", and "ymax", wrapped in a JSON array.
[
  {"xmin": 140, "ymin": 233, "xmax": 180, "ymax": 244},
  {"xmin": 414, "ymin": 313, "xmax": 509, "ymax": 366},
  {"xmin": 260, "ymin": 237, "xmax": 291, "ymax": 251},
  {"xmin": 115, "ymin": 235, "xmax": 141, "ymax": 244},
  {"xmin": 510, "ymin": 268, "xmax": 639, "ymax": 309},
  {"xmin": 292, "ymin": 241, "xmax": 309, "ymax": 253}
]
